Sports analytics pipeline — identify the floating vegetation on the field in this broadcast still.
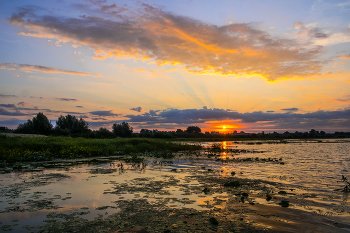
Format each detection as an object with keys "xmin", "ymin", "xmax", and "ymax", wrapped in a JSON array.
[
  {"xmin": 266, "ymin": 194, "xmax": 272, "ymax": 201},
  {"xmin": 89, "ymin": 168, "xmax": 117, "ymax": 174},
  {"xmin": 279, "ymin": 200, "xmax": 290, "ymax": 207},
  {"xmin": 339, "ymin": 175, "xmax": 350, "ymax": 192},
  {"xmin": 209, "ymin": 217, "xmax": 219, "ymax": 226},
  {"xmin": 223, "ymin": 180, "xmax": 241, "ymax": 188}
]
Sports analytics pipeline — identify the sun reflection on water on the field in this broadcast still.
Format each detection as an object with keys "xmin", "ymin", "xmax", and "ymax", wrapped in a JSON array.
[{"xmin": 222, "ymin": 141, "xmax": 227, "ymax": 149}]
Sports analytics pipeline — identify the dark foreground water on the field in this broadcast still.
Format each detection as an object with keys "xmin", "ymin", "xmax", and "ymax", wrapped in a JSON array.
[{"xmin": 0, "ymin": 139, "xmax": 349, "ymax": 232}]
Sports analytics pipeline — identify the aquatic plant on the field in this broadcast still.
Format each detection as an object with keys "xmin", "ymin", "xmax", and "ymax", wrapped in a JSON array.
[
  {"xmin": 279, "ymin": 200, "xmax": 289, "ymax": 207},
  {"xmin": 266, "ymin": 194, "xmax": 272, "ymax": 201},
  {"xmin": 223, "ymin": 180, "xmax": 240, "ymax": 188},
  {"xmin": 340, "ymin": 175, "xmax": 350, "ymax": 192},
  {"xmin": 0, "ymin": 137, "xmax": 202, "ymax": 162},
  {"xmin": 210, "ymin": 143, "xmax": 223, "ymax": 150},
  {"xmin": 202, "ymin": 187, "xmax": 210, "ymax": 194},
  {"xmin": 209, "ymin": 217, "xmax": 219, "ymax": 225}
]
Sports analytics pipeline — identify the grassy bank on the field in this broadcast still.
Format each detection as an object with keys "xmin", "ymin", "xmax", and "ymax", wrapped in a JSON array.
[{"xmin": 0, "ymin": 136, "xmax": 202, "ymax": 162}]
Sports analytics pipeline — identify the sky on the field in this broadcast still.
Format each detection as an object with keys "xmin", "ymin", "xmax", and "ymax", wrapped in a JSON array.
[{"xmin": 0, "ymin": 0, "xmax": 350, "ymax": 133}]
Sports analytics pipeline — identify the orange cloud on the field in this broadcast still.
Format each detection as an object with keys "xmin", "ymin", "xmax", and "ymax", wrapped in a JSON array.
[
  {"xmin": 9, "ymin": 4, "xmax": 334, "ymax": 81},
  {"xmin": 339, "ymin": 54, "xmax": 350, "ymax": 59},
  {"xmin": 0, "ymin": 63, "xmax": 101, "ymax": 77},
  {"xmin": 17, "ymin": 101, "xmax": 30, "ymax": 106}
]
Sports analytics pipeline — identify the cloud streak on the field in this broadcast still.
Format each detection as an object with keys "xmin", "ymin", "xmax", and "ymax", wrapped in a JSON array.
[
  {"xmin": 124, "ymin": 107, "xmax": 350, "ymax": 131},
  {"xmin": 0, "ymin": 63, "xmax": 101, "ymax": 77},
  {"xmin": 339, "ymin": 54, "xmax": 350, "ymax": 59},
  {"xmin": 0, "ymin": 94, "xmax": 18, "ymax": 98},
  {"xmin": 0, "ymin": 108, "xmax": 27, "ymax": 116},
  {"xmin": 0, "ymin": 104, "xmax": 16, "ymax": 108},
  {"xmin": 17, "ymin": 101, "xmax": 30, "ymax": 106},
  {"xmin": 56, "ymin": 98, "xmax": 78, "ymax": 102},
  {"xmin": 89, "ymin": 110, "xmax": 119, "ymax": 117},
  {"xmin": 130, "ymin": 106, "xmax": 143, "ymax": 112},
  {"xmin": 281, "ymin": 107, "xmax": 299, "ymax": 112},
  {"xmin": 8, "ymin": 3, "xmax": 333, "ymax": 81}
]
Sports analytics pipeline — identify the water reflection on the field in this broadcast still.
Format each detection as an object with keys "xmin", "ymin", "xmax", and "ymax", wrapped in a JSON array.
[
  {"xmin": 0, "ymin": 139, "xmax": 349, "ymax": 232},
  {"xmin": 222, "ymin": 141, "xmax": 227, "ymax": 149}
]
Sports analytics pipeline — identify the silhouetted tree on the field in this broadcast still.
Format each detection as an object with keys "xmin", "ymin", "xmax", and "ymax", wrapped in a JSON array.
[
  {"xmin": 16, "ymin": 120, "xmax": 34, "ymax": 134},
  {"xmin": 55, "ymin": 115, "xmax": 90, "ymax": 135},
  {"xmin": 94, "ymin": 127, "xmax": 114, "ymax": 139},
  {"xmin": 140, "ymin": 129, "xmax": 152, "ymax": 138},
  {"xmin": 16, "ymin": 112, "xmax": 53, "ymax": 135},
  {"xmin": 185, "ymin": 126, "xmax": 201, "ymax": 134},
  {"xmin": 112, "ymin": 122, "xmax": 133, "ymax": 137}
]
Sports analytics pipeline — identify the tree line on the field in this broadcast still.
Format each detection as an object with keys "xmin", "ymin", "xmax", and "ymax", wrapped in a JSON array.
[
  {"xmin": 13, "ymin": 112, "xmax": 133, "ymax": 138},
  {"xmin": 5, "ymin": 112, "xmax": 202, "ymax": 139},
  {"xmin": 1, "ymin": 112, "xmax": 349, "ymax": 139}
]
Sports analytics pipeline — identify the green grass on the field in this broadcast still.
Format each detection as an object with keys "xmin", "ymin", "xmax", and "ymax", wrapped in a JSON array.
[{"xmin": 0, "ymin": 136, "xmax": 202, "ymax": 162}]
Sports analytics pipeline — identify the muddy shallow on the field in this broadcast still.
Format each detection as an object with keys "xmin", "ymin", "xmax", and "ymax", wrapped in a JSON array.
[{"xmin": 0, "ymin": 140, "xmax": 350, "ymax": 232}]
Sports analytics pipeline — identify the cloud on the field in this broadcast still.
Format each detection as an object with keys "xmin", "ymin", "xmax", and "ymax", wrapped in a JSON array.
[
  {"xmin": 0, "ymin": 104, "xmax": 16, "ymax": 108},
  {"xmin": 281, "ymin": 107, "xmax": 299, "ymax": 112},
  {"xmin": 87, "ymin": 120, "xmax": 116, "ymax": 128},
  {"xmin": 337, "ymin": 1, "xmax": 350, "ymax": 7},
  {"xmin": 124, "ymin": 107, "xmax": 350, "ymax": 130},
  {"xmin": 0, "ymin": 94, "xmax": 18, "ymax": 98},
  {"xmin": 339, "ymin": 54, "xmax": 350, "ymax": 59},
  {"xmin": 30, "ymin": 96, "xmax": 44, "ymax": 99},
  {"xmin": 336, "ymin": 94, "xmax": 350, "ymax": 102},
  {"xmin": 62, "ymin": 111, "xmax": 86, "ymax": 115},
  {"xmin": 294, "ymin": 22, "xmax": 329, "ymax": 39},
  {"xmin": 0, "ymin": 108, "xmax": 27, "ymax": 116},
  {"xmin": 76, "ymin": 106, "xmax": 84, "ymax": 108},
  {"xmin": 56, "ymin": 98, "xmax": 78, "ymax": 102},
  {"xmin": 149, "ymin": 110, "xmax": 158, "ymax": 116},
  {"xmin": 0, "ymin": 63, "xmax": 101, "ymax": 77},
  {"xmin": 78, "ymin": 115, "xmax": 88, "ymax": 118},
  {"xmin": 314, "ymin": 33, "xmax": 350, "ymax": 46},
  {"xmin": 17, "ymin": 101, "xmax": 31, "ymax": 106},
  {"xmin": 8, "ymin": 4, "xmax": 331, "ymax": 81},
  {"xmin": 89, "ymin": 110, "xmax": 119, "ymax": 116},
  {"xmin": 0, "ymin": 119, "xmax": 28, "ymax": 127},
  {"xmin": 130, "ymin": 106, "xmax": 143, "ymax": 112}
]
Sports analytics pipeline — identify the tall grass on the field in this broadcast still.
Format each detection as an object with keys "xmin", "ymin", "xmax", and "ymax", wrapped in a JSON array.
[{"xmin": 0, "ymin": 136, "xmax": 202, "ymax": 162}]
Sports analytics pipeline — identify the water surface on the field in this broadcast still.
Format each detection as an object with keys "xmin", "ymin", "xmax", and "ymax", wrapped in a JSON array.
[{"xmin": 0, "ymin": 139, "xmax": 349, "ymax": 232}]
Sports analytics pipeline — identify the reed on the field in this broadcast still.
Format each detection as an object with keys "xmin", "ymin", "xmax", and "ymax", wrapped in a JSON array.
[{"xmin": 0, "ymin": 136, "xmax": 202, "ymax": 162}]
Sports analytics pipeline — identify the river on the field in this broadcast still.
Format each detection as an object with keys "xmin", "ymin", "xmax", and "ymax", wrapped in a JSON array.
[{"xmin": 0, "ymin": 139, "xmax": 349, "ymax": 232}]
